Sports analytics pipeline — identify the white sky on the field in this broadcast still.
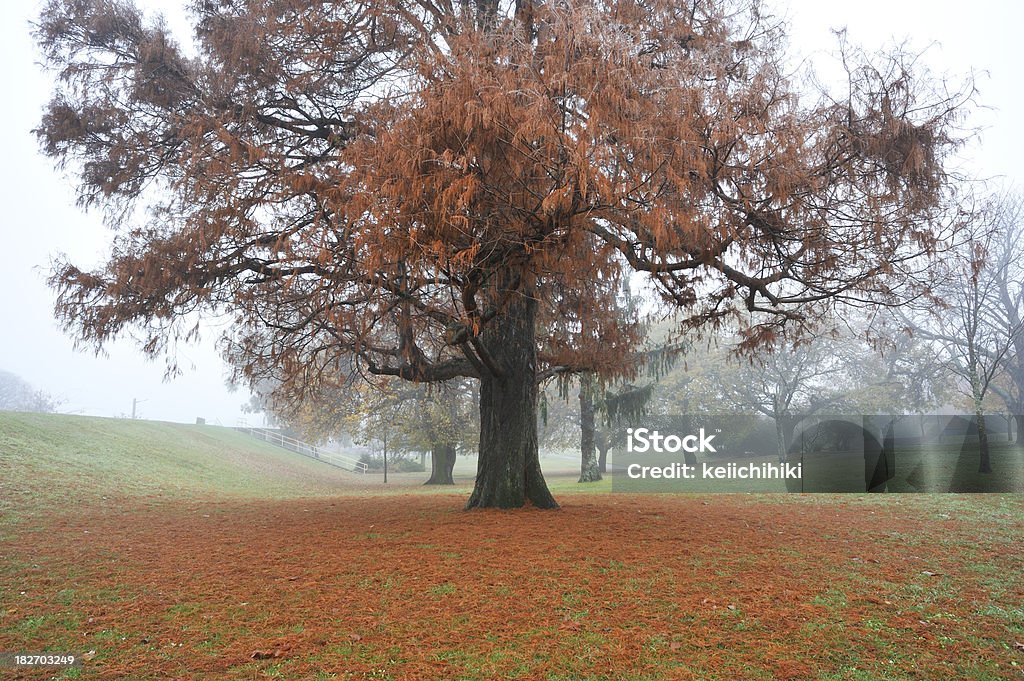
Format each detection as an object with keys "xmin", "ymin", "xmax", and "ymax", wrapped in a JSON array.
[{"xmin": 0, "ymin": 0, "xmax": 1021, "ymax": 424}]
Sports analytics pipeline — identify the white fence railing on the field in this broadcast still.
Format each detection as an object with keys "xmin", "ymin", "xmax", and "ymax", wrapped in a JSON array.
[{"xmin": 234, "ymin": 426, "xmax": 368, "ymax": 473}]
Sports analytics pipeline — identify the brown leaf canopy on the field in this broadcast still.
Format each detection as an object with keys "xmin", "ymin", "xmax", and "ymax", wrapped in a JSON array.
[{"xmin": 34, "ymin": 0, "xmax": 972, "ymax": 395}]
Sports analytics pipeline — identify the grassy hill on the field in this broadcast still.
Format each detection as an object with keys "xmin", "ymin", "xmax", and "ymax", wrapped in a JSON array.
[
  {"xmin": 0, "ymin": 412, "xmax": 369, "ymax": 517},
  {"xmin": 0, "ymin": 413, "xmax": 603, "ymax": 524}
]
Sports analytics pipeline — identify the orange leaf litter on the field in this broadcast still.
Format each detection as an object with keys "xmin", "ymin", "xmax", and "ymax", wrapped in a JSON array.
[{"xmin": 2, "ymin": 494, "xmax": 1022, "ymax": 679}]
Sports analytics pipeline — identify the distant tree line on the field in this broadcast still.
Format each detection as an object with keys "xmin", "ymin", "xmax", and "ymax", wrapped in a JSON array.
[{"xmin": 0, "ymin": 370, "xmax": 62, "ymax": 413}]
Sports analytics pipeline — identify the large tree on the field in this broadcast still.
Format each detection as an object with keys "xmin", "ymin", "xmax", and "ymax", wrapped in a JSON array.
[{"xmin": 36, "ymin": 0, "xmax": 971, "ymax": 508}]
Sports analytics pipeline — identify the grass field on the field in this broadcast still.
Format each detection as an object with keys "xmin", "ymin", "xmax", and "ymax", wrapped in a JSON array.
[{"xmin": 2, "ymin": 412, "xmax": 1024, "ymax": 679}]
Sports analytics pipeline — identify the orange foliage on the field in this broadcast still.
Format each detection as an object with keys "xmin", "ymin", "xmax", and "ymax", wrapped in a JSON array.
[{"xmin": 35, "ymin": 0, "xmax": 971, "ymax": 411}]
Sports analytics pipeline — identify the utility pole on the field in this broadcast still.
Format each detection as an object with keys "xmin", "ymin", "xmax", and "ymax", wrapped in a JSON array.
[{"xmin": 131, "ymin": 397, "xmax": 147, "ymax": 419}]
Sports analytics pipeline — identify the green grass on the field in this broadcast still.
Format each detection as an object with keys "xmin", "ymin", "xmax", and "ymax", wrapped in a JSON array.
[
  {"xmin": 0, "ymin": 412, "xmax": 367, "ymax": 516},
  {"xmin": 886, "ymin": 441, "xmax": 1024, "ymax": 492},
  {"xmin": 0, "ymin": 412, "xmax": 612, "ymax": 520}
]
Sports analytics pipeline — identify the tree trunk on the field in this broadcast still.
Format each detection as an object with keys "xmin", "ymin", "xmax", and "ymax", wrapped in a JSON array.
[
  {"xmin": 774, "ymin": 413, "xmax": 795, "ymax": 462},
  {"xmin": 466, "ymin": 291, "xmax": 558, "ymax": 509},
  {"xmin": 578, "ymin": 374, "xmax": 602, "ymax": 483},
  {"xmin": 425, "ymin": 443, "xmax": 456, "ymax": 485},
  {"xmin": 775, "ymin": 418, "xmax": 786, "ymax": 462},
  {"xmin": 1014, "ymin": 413, "xmax": 1024, "ymax": 445},
  {"xmin": 969, "ymin": 365, "xmax": 993, "ymax": 474},
  {"xmin": 977, "ymin": 413, "xmax": 993, "ymax": 474},
  {"xmin": 596, "ymin": 429, "xmax": 610, "ymax": 474}
]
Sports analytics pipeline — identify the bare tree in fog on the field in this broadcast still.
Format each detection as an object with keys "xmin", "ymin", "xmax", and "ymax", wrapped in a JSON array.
[
  {"xmin": 899, "ymin": 193, "xmax": 1024, "ymax": 471},
  {"xmin": 0, "ymin": 370, "xmax": 62, "ymax": 413}
]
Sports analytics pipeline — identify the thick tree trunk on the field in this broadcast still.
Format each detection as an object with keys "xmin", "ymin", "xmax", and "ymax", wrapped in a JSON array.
[
  {"xmin": 425, "ymin": 443, "xmax": 456, "ymax": 485},
  {"xmin": 1013, "ymin": 413, "xmax": 1024, "ymax": 445},
  {"xmin": 578, "ymin": 374, "xmax": 602, "ymax": 483},
  {"xmin": 466, "ymin": 292, "xmax": 558, "ymax": 509}
]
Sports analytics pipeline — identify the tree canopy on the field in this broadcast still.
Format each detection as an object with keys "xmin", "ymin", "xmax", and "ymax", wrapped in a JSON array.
[{"xmin": 35, "ymin": 0, "xmax": 973, "ymax": 507}]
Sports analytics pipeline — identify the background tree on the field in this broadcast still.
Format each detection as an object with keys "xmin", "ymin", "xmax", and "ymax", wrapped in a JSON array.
[
  {"xmin": 398, "ymin": 380, "xmax": 477, "ymax": 485},
  {"xmin": 256, "ymin": 373, "xmax": 477, "ymax": 485},
  {"xmin": 897, "ymin": 192, "xmax": 1024, "ymax": 443},
  {"xmin": 36, "ymin": 0, "xmax": 973, "ymax": 508},
  {"xmin": 653, "ymin": 318, "xmax": 949, "ymax": 458},
  {"xmin": 863, "ymin": 321, "xmax": 955, "ymax": 421},
  {"xmin": 538, "ymin": 375, "xmax": 656, "ymax": 479},
  {"xmin": 0, "ymin": 370, "xmax": 62, "ymax": 414},
  {"xmin": 542, "ymin": 319, "xmax": 674, "ymax": 482},
  {"xmin": 896, "ymin": 205, "xmax": 1024, "ymax": 473},
  {"xmin": 985, "ymin": 195, "xmax": 1024, "ymax": 440},
  {"xmin": 346, "ymin": 386, "xmax": 410, "ymax": 484},
  {"xmin": 655, "ymin": 330, "xmax": 859, "ymax": 459},
  {"xmin": 932, "ymin": 248, "xmax": 1009, "ymax": 473},
  {"xmin": 576, "ymin": 373, "xmax": 602, "ymax": 483},
  {"xmin": 544, "ymin": 277, "xmax": 674, "ymax": 482}
]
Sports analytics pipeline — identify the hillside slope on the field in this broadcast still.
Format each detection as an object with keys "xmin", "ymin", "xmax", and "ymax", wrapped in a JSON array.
[{"xmin": 0, "ymin": 412, "xmax": 365, "ymax": 513}]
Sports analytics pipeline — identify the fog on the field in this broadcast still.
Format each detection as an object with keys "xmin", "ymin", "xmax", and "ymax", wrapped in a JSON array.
[{"xmin": 0, "ymin": 0, "xmax": 1020, "ymax": 425}]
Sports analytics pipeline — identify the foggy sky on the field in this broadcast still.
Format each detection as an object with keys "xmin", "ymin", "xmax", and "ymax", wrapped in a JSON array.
[{"xmin": 1, "ymin": 0, "xmax": 1021, "ymax": 425}]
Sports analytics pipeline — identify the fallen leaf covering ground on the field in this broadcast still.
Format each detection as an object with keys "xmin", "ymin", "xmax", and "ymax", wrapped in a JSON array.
[{"xmin": 2, "ymin": 492, "xmax": 1024, "ymax": 680}]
